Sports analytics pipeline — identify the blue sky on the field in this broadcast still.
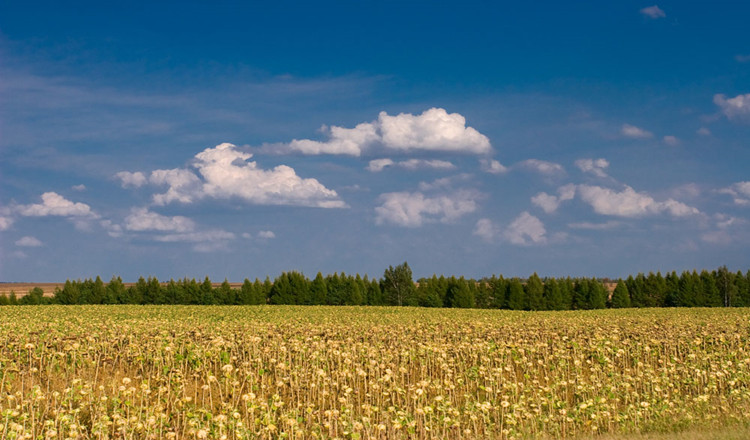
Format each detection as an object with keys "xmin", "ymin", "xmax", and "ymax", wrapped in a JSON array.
[{"xmin": 1, "ymin": 1, "xmax": 749, "ymax": 282}]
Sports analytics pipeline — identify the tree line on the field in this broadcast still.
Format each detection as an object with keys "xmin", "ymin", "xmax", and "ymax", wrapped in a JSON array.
[{"xmin": 2, "ymin": 263, "xmax": 749, "ymax": 309}]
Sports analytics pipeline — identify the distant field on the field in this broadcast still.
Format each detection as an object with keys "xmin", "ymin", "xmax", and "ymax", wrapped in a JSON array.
[
  {"xmin": 0, "ymin": 282, "xmax": 246, "ymax": 297},
  {"xmin": 1, "ymin": 306, "xmax": 749, "ymax": 439}
]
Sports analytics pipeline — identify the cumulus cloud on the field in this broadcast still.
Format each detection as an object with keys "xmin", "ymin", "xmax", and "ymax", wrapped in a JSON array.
[
  {"xmin": 663, "ymin": 135, "xmax": 680, "ymax": 146},
  {"xmin": 640, "ymin": 5, "xmax": 666, "ymax": 19},
  {"xmin": 518, "ymin": 159, "xmax": 565, "ymax": 176},
  {"xmin": 577, "ymin": 185, "xmax": 700, "ymax": 218},
  {"xmin": 531, "ymin": 184, "xmax": 576, "ymax": 214},
  {"xmin": 567, "ymin": 221, "xmax": 622, "ymax": 230},
  {"xmin": 714, "ymin": 93, "xmax": 750, "ymax": 122},
  {"xmin": 0, "ymin": 216, "xmax": 13, "ymax": 231},
  {"xmin": 258, "ymin": 230, "xmax": 276, "ymax": 239},
  {"xmin": 15, "ymin": 236, "xmax": 43, "ymax": 247},
  {"xmin": 72, "ymin": 184, "xmax": 86, "ymax": 191},
  {"xmin": 504, "ymin": 212, "xmax": 547, "ymax": 245},
  {"xmin": 701, "ymin": 214, "xmax": 748, "ymax": 245},
  {"xmin": 124, "ymin": 143, "xmax": 346, "ymax": 208},
  {"xmin": 154, "ymin": 229, "xmax": 236, "ymax": 252},
  {"xmin": 697, "ymin": 127, "xmax": 711, "ymax": 136},
  {"xmin": 124, "ymin": 207, "xmax": 195, "ymax": 232},
  {"xmin": 366, "ymin": 158, "xmax": 455, "ymax": 172},
  {"xmin": 575, "ymin": 158, "xmax": 610, "ymax": 178},
  {"xmin": 16, "ymin": 192, "xmax": 97, "ymax": 218},
  {"xmin": 473, "ymin": 218, "xmax": 500, "ymax": 242},
  {"xmin": 621, "ymin": 124, "xmax": 654, "ymax": 139},
  {"xmin": 719, "ymin": 181, "xmax": 750, "ymax": 206},
  {"xmin": 375, "ymin": 190, "xmax": 479, "ymax": 227},
  {"xmin": 286, "ymin": 108, "xmax": 491, "ymax": 156},
  {"xmin": 479, "ymin": 158, "xmax": 508, "ymax": 174},
  {"xmin": 115, "ymin": 171, "xmax": 148, "ymax": 188}
]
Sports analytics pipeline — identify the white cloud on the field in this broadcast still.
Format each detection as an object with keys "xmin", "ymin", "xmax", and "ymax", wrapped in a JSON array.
[
  {"xmin": 154, "ymin": 229, "xmax": 236, "ymax": 252},
  {"xmin": 663, "ymin": 135, "xmax": 680, "ymax": 146},
  {"xmin": 577, "ymin": 185, "xmax": 700, "ymax": 218},
  {"xmin": 286, "ymin": 108, "xmax": 491, "ymax": 156},
  {"xmin": 479, "ymin": 158, "xmax": 508, "ymax": 174},
  {"xmin": 124, "ymin": 207, "xmax": 195, "ymax": 232},
  {"xmin": 115, "ymin": 171, "xmax": 148, "ymax": 188},
  {"xmin": 0, "ymin": 216, "xmax": 13, "ymax": 231},
  {"xmin": 531, "ymin": 184, "xmax": 576, "ymax": 214},
  {"xmin": 15, "ymin": 236, "xmax": 43, "ymax": 247},
  {"xmin": 504, "ymin": 212, "xmax": 547, "ymax": 245},
  {"xmin": 367, "ymin": 158, "xmax": 455, "ymax": 172},
  {"xmin": 518, "ymin": 159, "xmax": 565, "ymax": 176},
  {"xmin": 621, "ymin": 123, "xmax": 654, "ymax": 139},
  {"xmin": 241, "ymin": 232, "xmax": 253, "ymax": 239},
  {"xmin": 640, "ymin": 5, "xmax": 666, "ymax": 19},
  {"xmin": 375, "ymin": 190, "xmax": 479, "ymax": 227},
  {"xmin": 17, "ymin": 192, "xmax": 97, "ymax": 218},
  {"xmin": 289, "ymin": 122, "xmax": 379, "ymax": 156},
  {"xmin": 568, "ymin": 221, "xmax": 621, "ymax": 230},
  {"xmin": 125, "ymin": 143, "xmax": 345, "ymax": 208},
  {"xmin": 258, "ymin": 230, "xmax": 276, "ymax": 239},
  {"xmin": 719, "ymin": 181, "xmax": 750, "ymax": 206},
  {"xmin": 697, "ymin": 127, "xmax": 711, "ymax": 136},
  {"xmin": 714, "ymin": 93, "xmax": 750, "ymax": 122},
  {"xmin": 473, "ymin": 218, "xmax": 500, "ymax": 242},
  {"xmin": 701, "ymin": 214, "xmax": 748, "ymax": 245},
  {"xmin": 72, "ymin": 184, "xmax": 86, "ymax": 191},
  {"xmin": 575, "ymin": 158, "xmax": 610, "ymax": 178}
]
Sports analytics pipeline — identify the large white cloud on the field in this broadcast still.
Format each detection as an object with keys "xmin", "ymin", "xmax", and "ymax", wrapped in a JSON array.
[
  {"xmin": 366, "ymin": 158, "xmax": 455, "ymax": 172},
  {"xmin": 16, "ymin": 192, "xmax": 97, "ymax": 218},
  {"xmin": 577, "ymin": 185, "xmax": 700, "ymax": 218},
  {"xmin": 124, "ymin": 207, "xmax": 195, "ymax": 232},
  {"xmin": 124, "ymin": 143, "xmax": 346, "ymax": 208},
  {"xmin": 286, "ymin": 108, "xmax": 491, "ymax": 156},
  {"xmin": 375, "ymin": 190, "xmax": 479, "ymax": 227},
  {"xmin": 714, "ymin": 93, "xmax": 750, "ymax": 122}
]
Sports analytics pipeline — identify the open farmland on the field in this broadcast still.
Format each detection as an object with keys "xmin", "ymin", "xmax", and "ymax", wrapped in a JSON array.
[{"xmin": 1, "ymin": 306, "xmax": 749, "ymax": 439}]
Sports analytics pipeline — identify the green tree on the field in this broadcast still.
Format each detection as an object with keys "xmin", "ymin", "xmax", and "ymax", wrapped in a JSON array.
[
  {"xmin": 543, "ymin": 278, "xmax": 564, "ymax": 310},
  {"xmin": 0, "ymin": 293, "xmax": 9, "ymax": 306},
  {"xmin": 715, "ymin": 266, "xmax": 736, "ymax": 307},
  {"xmin": 382, "ymin": 262, "xmax": 416, "ymax": 306},
  {"xmin": 9, "ymin": 291, "xmax": 18, "ymax": 305},
  {"xmin": 610, "ymin": 279, "xmax": 631, "ymax": 308},
  {"xmin": 20, "ymin": 287, "xmax": 45, "ymax": 305},
  {"xmin": 309, "ymin": 272, "xmax": 328, "ymax": 305},
  {"xmin": 524, "ymin": 273, "xmax": 544, "ymax": 310},
  {"xmin": 506, "ymin": 278, "xmax": 525, "ymax": 310}
]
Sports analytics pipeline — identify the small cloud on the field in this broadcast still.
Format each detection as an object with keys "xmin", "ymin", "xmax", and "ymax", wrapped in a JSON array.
[
  {"xmin": 640, "ymin": 5, "xmax": 666, "ymax": 19},
  {"xmin": 518, "ymin": 159, "xmax": 565, "ymax": 176},
  {"xmin": 531, "ymin": 184, "xmax": 576, "ymax": 214},
  {"xmin": 17, "ymin": 192, "xmax": 97, "ymax": 218},
  {"xmin": 375, "ymin": 190, "xmax": 479, "ymax": 227},
  {"xmin": 0, "ymin": 216, "xmax": 13, "ymax": 231},
  {"xmin": 72, "ymin": 184, "xmax": 87, "ymax": 191},
  {"xmin": 735, "ymin": 54, "xmax": 750, "ymax": 63},
  {"xmin": 713, "ymin": 93, "xmax": 750, "ymax": 123},
  {"xmin": 115, "ymin": 171, "xmax": 148, "ymax": 188},
  {"xmin": 663, "ymin": 135, "xmax": 680, "ymax": 146},
  {"xmin": 241, "ymin": 232, "xmax": 253, "ymax": 239},
  {"xmin": 258, "ymin": 230, "xmax": 276, "ymax": 239},
  {"xmin": 719, "ymin": 181, "xmax": 750, "ymax": 206},
  {"xmin": 577, "ymin": 184, "xmax": 700, "ymax": 218},
  {"xmin": 154, "ymin": 229, "xmax": 236, "ymax": 252},
  {"xmin": 621, "ymin": 123, "xmax": 654, "ymax": 139},
  {"xmin": 568, "ymin": 221, "xmax": 621, "ymax": 230},
  {"xmin": 286, "ymin": 108, "xmax": 491, "ymax": 156},
  {"xmin": 504, "ymin": 212, "xmax": 547, "ymax": 246},
  {"xmin": 575, "ymin": 158, "xmax": 609, "ymax": 178},
  {"xmin": 15, "ymin": 236, "xmax": 43, "ymax": 247},
  {"xmin": 479, "ymin": 158, "xmax": 508, "ymax": 174},
  {"xmin": 473, "ymin": 218, "xmax": 500, "ymax": 242},
  {"xmin": 124, "ymin": 207, "xmax": 195, "ymax": 232},
  {"xmin": 367, "ymin": 158, "xmax": 455, "ymax": 172},
  {"xmin": 697, "ymin": 127, "xmax": 711, "ymax": 136}
]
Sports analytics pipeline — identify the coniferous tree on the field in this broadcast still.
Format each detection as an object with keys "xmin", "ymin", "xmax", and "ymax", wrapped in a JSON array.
[
  {"xmin": 543, "ymin": 278, "xmax": 564, "ymax": 310},
  {"xmin": 700, "ymin": 270, "xmax": 721, "ymax": 307},
  {"xmin": 310, "ymin": 272, "xmax": 328, "ymax": 305},
  {"xmin": 589, "ymin": 279, "xmax": 607, "ymax": 309},
  {"xmin": 572, "ymin": 279, "xmax": 590, "ymax": 310},
  {"xmin": 524, "ymin": 273, "xmax": 544, "ymax": 311},
  {"xmin": 506, "ymin": 278, "xmax": 525, "ymax": 310},
  {"xmin": 0, "ymin": 293, "xmax": 9, "ymax": 306},
  {"xmin": 715, "ymin": 266, "xmax": 736, "ymax": 307},
  {"xmin": 734, "ymin": 271, "xmax": 749, "ymax": 307},
  {"xmin": 367, "ymin": 279, "xmax": 383, "ymax": 305},
  {"xmin": 610, "ymin": 280, "xmax": 631, "ymax": 308},
  {"xmin": 20, "ymin": 287, "xmax": 45, "ymax": 305},
  {"xmin": 664, "ymin": 271, "xmax": 680, "ymax": 307},
  {"xmin": 9, "ymin": 291, "xmax": 18, "ymax": 305}
]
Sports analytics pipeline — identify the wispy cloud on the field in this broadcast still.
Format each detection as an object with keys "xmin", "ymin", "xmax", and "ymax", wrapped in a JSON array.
[
  {"xmin": 621, "ymin": 123, "xmax": 654, "ymax": 139},
  {"xmin": 713, "ymin": 93, "xmax": 750, "ymax": 123},
  {"xmin": 640, "ymin": 5, "xmax": 666, "ymax": 19},
  {"xmin": 15, "ymin": 236, "xmax": 43, "ymax": 247},
  {"xmin": 366, "ymin": 158, "xmax": 455, "ymax": 172}
]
